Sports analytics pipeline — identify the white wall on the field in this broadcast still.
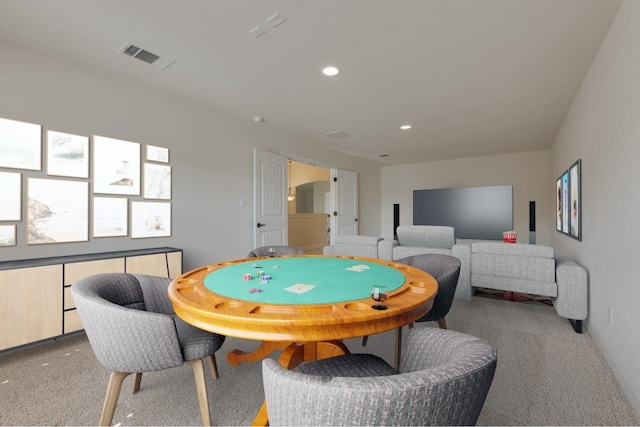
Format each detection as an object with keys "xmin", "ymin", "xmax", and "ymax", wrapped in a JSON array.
[
  {"xmin": 551, "ymin": 0, "xmax": 640, "ymax": 413},
  {"xmin": 381, "ymin": 150, "xmax": 552, "ymax": 245},
  {"xmin": 0, "ymin": 40, "xmax": 381, "ymax": 270}
]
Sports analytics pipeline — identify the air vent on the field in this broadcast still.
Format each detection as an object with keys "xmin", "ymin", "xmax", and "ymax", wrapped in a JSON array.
[
  {"xmin": 118, "ymin": 43, "xmax": 175, "ymax": 71},
  {"xmin": 323, "ymin": 130, "xmax": 350, "ymax": 139}
]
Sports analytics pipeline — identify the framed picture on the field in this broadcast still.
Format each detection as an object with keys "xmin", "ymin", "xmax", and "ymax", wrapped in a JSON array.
[
  {"xmin": 555, "ymin": 177, "xmax": 562, "ymax": 232},
  {"xmin": 46, "ymin": 130, "xmax": 89, "ymax": 178},
  {"xmin": 569, "ymin": 159, "xmax": 581, "ymax": 240},
  {"xmin": 146, "ymin": 145, "xmax": 169, "ymax": 163},
  {"xmin": 0, "ymin": 171, "xmax": 21, "ymax": 221},
  {"xmin": 144, "ymin": 163, "xmax": 171, "ymax": 200},
  {"xmin": 93, "ymin": 197, "xmax": 128, "ymax": 238},
  {"xmin": 556, "ymin": 159, "xmax": 582, "ymax": 240},
  {"xmin": 561, "ymin": 171, "xmax": 569, "ymax": 234},
  {"xmin": 0, "ymin": 225, "xmax": 16, "ymax": 247},
  {"xmin": 131, "ymin": 201, "xmax": 171, "ymax": 238},
  {"xmin": 93, "ymin": 135, "xmax": 140, "ymax": 195},
  {"xmin": 0, "ymin": 116, "xmax": 42, "ymax": 170},
  {"xmin": 27, "ymin": 178, "xmax": 89, "ymax": 245}
]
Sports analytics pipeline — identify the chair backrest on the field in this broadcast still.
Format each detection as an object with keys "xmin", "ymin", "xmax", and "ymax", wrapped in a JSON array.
[
  {"xmin": 263, "ymin": 327, "xmax": 496, "ymax": 426},
  {"xmin": 72, "ymin": 273, "xmax": 184, "ymax": 373},
  {"xmin": 396, "ymin": 253, "xmax": 461, "ymax": 322},
  {"xmin": 247, "ymin": 245, "xmax": 304, "ymax": 257},
  {"xmin": 396, "ymin": 225, "xmax": 455, "ymax": 249}
]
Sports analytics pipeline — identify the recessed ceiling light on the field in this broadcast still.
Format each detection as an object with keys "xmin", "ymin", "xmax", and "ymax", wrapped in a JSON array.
[
  {"xmin": 400, "ymin": 125, "xmax": 412, "ymax": 130},
  {"xmin": 322, "ymin": 66, "xmax": 341, "ymax": 77}
]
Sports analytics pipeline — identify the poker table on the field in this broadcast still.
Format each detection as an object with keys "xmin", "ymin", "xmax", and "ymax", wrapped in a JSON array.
[{"xmin": 168, "ymin": 254, "xmax": 437, "ymax": 425}]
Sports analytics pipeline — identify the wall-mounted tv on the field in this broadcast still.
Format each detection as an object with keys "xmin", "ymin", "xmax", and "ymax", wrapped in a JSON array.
[{"xmin": 413, "ymin": 185, "xmax": 513, "ymax": 240}]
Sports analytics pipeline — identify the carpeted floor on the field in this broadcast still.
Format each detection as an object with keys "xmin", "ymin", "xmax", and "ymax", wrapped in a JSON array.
[{"xmin": 1, "ymin": 295, "xmax": 638, "ymax": 426}]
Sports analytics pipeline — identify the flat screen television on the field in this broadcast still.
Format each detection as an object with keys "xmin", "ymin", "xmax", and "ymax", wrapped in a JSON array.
[{"xmin": 413, "ymin": 185, "xmax": 513, "ymax": 240}]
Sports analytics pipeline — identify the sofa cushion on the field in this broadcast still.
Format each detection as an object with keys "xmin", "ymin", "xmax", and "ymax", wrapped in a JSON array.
[
  {"xmin": 472, "ymin": 253, "xmax": 556, "ymax": 282},
  {"xmin": 471, "ymin": 242, "xmax": 554, "ymax": 258},
  {"xmin": 396, "ymin": 225, "xmax": 455, "ymax": 249}
]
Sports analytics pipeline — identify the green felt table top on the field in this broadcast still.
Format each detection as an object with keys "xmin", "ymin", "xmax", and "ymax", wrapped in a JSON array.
[{"xmin": 203, "ymin": 257, "xmax": 406, "ymax": 304}]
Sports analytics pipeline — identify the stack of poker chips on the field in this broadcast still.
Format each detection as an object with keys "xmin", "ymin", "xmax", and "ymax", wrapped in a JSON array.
[{"xmin": 242, "ymin": 273, "xmax": 252, "ymax": 281}]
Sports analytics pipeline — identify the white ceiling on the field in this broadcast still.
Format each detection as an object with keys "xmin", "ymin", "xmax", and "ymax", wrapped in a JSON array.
[{"xmin": 0, "ymin": 0, "xmax": 622, "ymax": 165}]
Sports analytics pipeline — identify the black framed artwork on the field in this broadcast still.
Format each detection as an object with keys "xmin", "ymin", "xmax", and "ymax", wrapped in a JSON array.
[{"xmin": 556, "ymin": 159, "xmax": 581, "ymax": 241}]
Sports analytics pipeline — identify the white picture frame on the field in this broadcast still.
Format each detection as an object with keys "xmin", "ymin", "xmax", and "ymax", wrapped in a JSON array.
[
  {"xmin": 144, "ymin": 163, "xmax": 172, "ymax": 200},
  {"xmin": 93, "ymin": 135, "xmax": 140, "ymax": 195},
  {"xmin": 0, "ymin": 117, "xmax": 42, "ymax": 170},
  {"xmin": 27, "ymin": 178, "xmax": 89, "ymax": 245},
  {"xmin": 0, "ymin": 171, "xmax": 21, "ymax": 221},
  {"xmin": 93, "ymin": 197, "xmax": 128, "ymax": 238},
  {"xmin": 131, "ymin": 201, "xmax": 171, "ymax": 238},
  {"xmin": 146, "ymin": 145, "xmax": 169, "ymax": 163},
  {"xmin": 46, "ymin": 130, "xmax": 89, "ymax": 178},
  {"xmin": 0, "ymin": 225, "xmax": 16, "ymax": 247}
]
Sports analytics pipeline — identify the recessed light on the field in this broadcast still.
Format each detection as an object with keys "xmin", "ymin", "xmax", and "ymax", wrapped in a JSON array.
[
  {"xmin": 322, "ymin": 66, "xmax": 341, "ymax": 77},
  {"xmin": 400, "ymin": 125, "xmax": 412, "ymax": 130}
]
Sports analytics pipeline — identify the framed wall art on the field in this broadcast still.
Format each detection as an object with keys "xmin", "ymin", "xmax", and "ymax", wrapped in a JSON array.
[
  {"xmin": 556, "ymin": 158, "xmax": 582, "ymax": 241},
  {"xmin": 0, "ymin": 171, "xmax": 21, "ymax": 221},
  {"xmin": 131, "ymin": 201, "xmax": 171, "ymax": 238},
  {"xmin": 93, "ymin": 135, "xmax": 140, "ymax": 195},
  {"xmin": 0, "ymin": 116, "xmax": 42, "ymax": 170},
  {"xmin": 93, "ymin": 197, "xmax": 128, "ymax": 238},
  {"xmin": 46, "ymin": 130, "xmax": 89, "ymax": 178},
  {"xmin": 0, "ymin": 225, "xmax": 16, "ymax": 247},
  {"xmin": 146, "ymin": 145, "xmax": 169, "ymax": 163},
  {"xmin": 144, "ymin": 163, "xmax": 171, "ymax": 200},
  {"xmin": 27, "ymin": 178, "xmax": 89, "ymax": 245}
]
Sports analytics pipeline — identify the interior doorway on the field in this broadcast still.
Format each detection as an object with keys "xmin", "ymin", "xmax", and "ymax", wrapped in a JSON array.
[{"xmin": 287, "ymin": 160, "xmax": 330, "ymax": 254}]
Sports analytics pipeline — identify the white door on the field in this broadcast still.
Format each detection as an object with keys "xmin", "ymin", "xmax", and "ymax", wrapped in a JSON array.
[
  {"xmin": 253, "ymin": 149, "xmax": 287, "ymax": 248},
  {"xmin": 330, "ymin": 169, "xmax": 358, "ymax": 242}
]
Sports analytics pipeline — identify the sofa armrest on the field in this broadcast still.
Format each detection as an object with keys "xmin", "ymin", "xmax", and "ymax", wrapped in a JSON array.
[
  {"xmin": 553, "ymin": 256, "xmax": 588, "ymax": 320},
  {"xmin": 378, "ymin": 240, "xmax": 397, "ymax": 261},
  {"xmin": 451, "ymin": 244, "xmax": 472, "ymax": 300}
]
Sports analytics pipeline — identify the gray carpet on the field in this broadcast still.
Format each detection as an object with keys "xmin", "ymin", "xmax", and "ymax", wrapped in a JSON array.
[{"xmin": 1, "ymin": 296, "xmax": 638, "ymax": 426}]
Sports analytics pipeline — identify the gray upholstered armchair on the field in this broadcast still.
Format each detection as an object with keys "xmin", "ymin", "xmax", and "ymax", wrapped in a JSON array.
[
  {"xmin": 263, "ymin": 327, "xmax": 497, "ymax": 426},
  {"xmin": 247, "ymin": 245, "xmax": 304, "ymax": 257},
  {"xmin": 71, "ymin": 273, "xmax": 226, "ymax": 426}
]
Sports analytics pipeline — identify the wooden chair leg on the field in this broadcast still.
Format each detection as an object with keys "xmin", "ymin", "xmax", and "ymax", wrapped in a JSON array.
[
  {"xmin": 100, "ymin": 371, "xmax": 130, "ymax": 426},
  {"xmin": 437, "ymin": 318, "xmax": 448, "ymax": 329},
  {"xmin": 394, "ymin": 326, "xmax": 402, "ymax": 371},
  {"xmin": 206, "ymin": 355, "xmax": 219, "ymax": 380},
  {"xmin": 186, "ymin": 359, "xmax": 212, "ymax": 426},
  {"xmin": 132, "ymin": 372, "xmax": 142, "ymax": 393}
]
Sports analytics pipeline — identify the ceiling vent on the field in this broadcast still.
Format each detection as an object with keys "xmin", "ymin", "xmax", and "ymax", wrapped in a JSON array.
[
  {"xmin": 323, "ymin": 130, "xmax": 350, "ymax": 139},
  {"xmin": 118, "ymin": 43, "xmax": 175, "ymax": 70}
]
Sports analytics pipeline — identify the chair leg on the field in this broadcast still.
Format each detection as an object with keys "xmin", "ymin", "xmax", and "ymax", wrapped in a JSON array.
[
  {"xmin": 186, "ymin": 359, "xmax": 212, "ymax": 426},
  {"xmin": 437, "ymin": 318, "xmax": 448, "ymax": 329},
  {"xmin": 100, "ymin": 371, "xmax": 130, "ymax": 426},
  {"xmin": 132, "ymin": 372, "xmax": 142, "ymax": 393},
  {"xmin": 394, "ymin": 326, "xmax": 402, "ymax": 371},
  {"xmin": 206, "ymin": 354, "xmax": 219, "ymax": 380},
  {"xmin": 361, "ymin": 335, "xmax": 368, "ymax": 346}
]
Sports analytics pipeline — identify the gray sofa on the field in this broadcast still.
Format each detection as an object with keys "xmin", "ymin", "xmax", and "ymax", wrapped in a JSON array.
[
  {"xmin": 470, "ymin": 242, "xmax": 588, "ymax": 332},
  {"xmin": 378, "ymin": 226, "xmax": 472, "ymax": 300},
  {"xmin": 322, "ymin": 235, "xmax": 383, "ymax": 259}
]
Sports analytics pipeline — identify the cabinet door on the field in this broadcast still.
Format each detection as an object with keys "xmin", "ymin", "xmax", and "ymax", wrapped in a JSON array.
[
  {"xmin": 0, "ymin": 265, "xmax": 63, "ymax": 350},
  {"xmin": 126, "ymin": 253, "xmax": 169, "ymax": 277},
  {"xmin": 167, "ymin": 251, "xmax": 182, "ymax": 278}
]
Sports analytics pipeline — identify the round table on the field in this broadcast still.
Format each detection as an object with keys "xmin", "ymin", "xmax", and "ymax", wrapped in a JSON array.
[{"xmin": 168, "ymin": 254, "xmax": 437, "ymax": 425}]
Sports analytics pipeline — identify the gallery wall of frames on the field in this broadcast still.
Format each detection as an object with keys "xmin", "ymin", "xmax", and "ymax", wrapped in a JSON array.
[
  {"xmin": 556, "ymin": 159, "xmax": 581, "ymax": 241},
  {"xmin": 0, "ymin": 116, "xmax": 172, "ymax": 247}
]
